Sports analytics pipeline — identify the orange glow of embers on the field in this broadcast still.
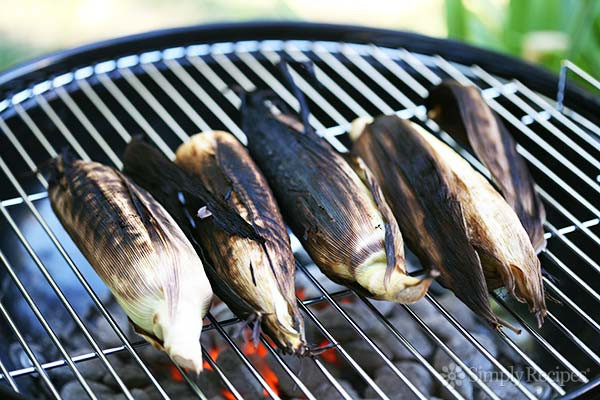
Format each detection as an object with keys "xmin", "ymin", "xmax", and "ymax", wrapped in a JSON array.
[
  {"xmin": 241, "ymin": 331, "xmax": 280, "ymax": 397},
  {"xmin": 258, "ymin": 359, "xmax": 280, "ymax": 397},
  {"xmin": 297, "ymin": 287, "xmax": 307, "ymax": 300},
  {"xmin": 221, "ymin": 388, "xmax": 237, "ymax": 400},
  {"xmin": 202, "ymin": 346, "xmax": 222, "ymax": 371},
  {"xmin": 318, "ymin": 340, "xmax": 339, "ymax": 365},
  {"xmin": 169, "ymin": 365, "xmax": 184, "ymax": 382},
  {"xmin": 205, "ymin": 328, "xmax": 281, "ymax": 398}
]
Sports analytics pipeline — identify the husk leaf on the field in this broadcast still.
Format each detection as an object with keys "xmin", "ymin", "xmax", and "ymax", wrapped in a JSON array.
[
  {"xmin": 49, "ymin": 154, "xmax": 212, "ymax": 372},
  {"xmin": 241, "ymin": 92, "xmax": 433, "ymax": 304},
  {"xmin": 426, "ymin": 81, "xmax": 546, "ymax": 253},
  {"xmin": 175, "ymin": 131, "xmax": 307, "ymax": 355}
]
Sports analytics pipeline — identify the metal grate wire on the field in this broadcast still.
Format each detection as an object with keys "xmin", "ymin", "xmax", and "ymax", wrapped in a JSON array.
[{"xmin": 0, "ymin": 39, "xmax": 598, "ymax": 399}]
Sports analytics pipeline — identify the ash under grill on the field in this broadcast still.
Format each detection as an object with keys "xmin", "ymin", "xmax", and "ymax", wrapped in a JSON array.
[{"xmin": 0, "ymin": 26, "xmax": 599, "ymax": 400}]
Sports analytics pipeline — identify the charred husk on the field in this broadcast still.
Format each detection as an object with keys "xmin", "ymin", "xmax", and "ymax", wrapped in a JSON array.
[
  {"xmin": 350, "ymin": 115, "xmax": 503, "ymax": 329},
  {"xmin": 49, "ymin": 152, "xmax": 213, "ymax": 373},
  {"xmin": 241, "ymin": 91, "xmax": 434, "ymax": 304},
  {"xmin": 351, "ymin": 116, "xmax": 546, "ymax": 327},
  {"xmin": 426, "ymin": 81, "xmax": 546, "ymax": 253},
  {"xmin": 175, "ymin": 131, "xmax": 307, "ymax": 355}
]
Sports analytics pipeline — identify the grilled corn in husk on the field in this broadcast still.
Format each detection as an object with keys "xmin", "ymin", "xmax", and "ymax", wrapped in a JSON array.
[
  {"xmin": 175, "ymin": 131, "xmax": 307, "ymax": 355},
  {"xmin": 49, "ymin": 153, "xmax": 212, "ymax": 373},
  {"xmin": 350, "ymin": 115, "xmax": 502, "ymax": 329},
  {"xmin": 351, "ymin": 116, "xmax": 546, "ymax": 327},
  {"xmin": 426, "ymin": 81, "xmax": 546, "ymax": 253},
  {"xmin": 122, "ymin": 139, "xmax": 306, "ymax": 352},
  {"xmin": 241, "ymin": 92, "xmax": 435, "ymax": 304}
]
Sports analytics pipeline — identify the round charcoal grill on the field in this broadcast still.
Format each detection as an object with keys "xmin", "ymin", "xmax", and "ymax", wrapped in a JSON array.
[{"xmin": 0, "ymin": 22, "xmax": 599, "ymax": 400}]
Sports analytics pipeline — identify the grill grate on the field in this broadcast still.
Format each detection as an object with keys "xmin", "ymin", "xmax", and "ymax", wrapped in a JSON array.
[{"xmin": 0, "ymin": 37, "xmax": 599, "ymax": 400}]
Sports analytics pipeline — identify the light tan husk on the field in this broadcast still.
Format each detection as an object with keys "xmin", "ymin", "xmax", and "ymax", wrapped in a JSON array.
[
  {"xmin": 411, "ymin": 123, "xmax": 546, "ymax": 324},
  {"xmin": 49, "ymin": 156, "xmax": 213, "ymax": 372},
  {"xmin": 426, "ymin": 82, "xmax": 547, "ymax": 253},
  {"xmin": 350, "ymin": 115, "xmax": 503, "ymax": 329},
  {"xmin": 175, "ymin": 131, "xmax": 307, "ymax": 354}
]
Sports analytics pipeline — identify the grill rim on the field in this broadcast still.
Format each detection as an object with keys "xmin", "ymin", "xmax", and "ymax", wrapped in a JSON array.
[{"xmin": 1, "ymin": 21, "xmax": 599, "ymax": 118}]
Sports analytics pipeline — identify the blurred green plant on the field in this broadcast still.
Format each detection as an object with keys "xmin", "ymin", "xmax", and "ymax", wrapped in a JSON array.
[
  {"xmin": 1, "ymin": 0, "xmax": 598, "ymax": 83},
  {"xmin": 0, "ymin": 40, "xmax": 38, "ymax": 72},
  {"xmin": 446, "ymin": 0, "xmax": 600, "ymax": 79}
]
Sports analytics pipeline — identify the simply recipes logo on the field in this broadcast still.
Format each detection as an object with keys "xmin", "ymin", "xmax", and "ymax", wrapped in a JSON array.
[{"xmin": 440, "ymin": 362, "xmax": 590, "ymax": 387}]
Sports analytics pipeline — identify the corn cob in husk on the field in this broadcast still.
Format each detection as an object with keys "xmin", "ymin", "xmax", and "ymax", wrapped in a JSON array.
[
  {"xmin": 426, "ymin": 81, "xmax": 546, "ymax": 253},
  {"xmin": 350, "ymin": 115, "xmax": 502, "ymax": 329},
  {"xmin": 49, "ymin": 153, "xmax": 212, "ymax": 373},
  {"xmin": 175, "ymin": 131, "xmax": 307, "ymax": 355},
  {"xmin": 351, "ymin": 116, "xmax": 546, "ymax": 327},
  {"xmin": 241, "ymin": 92, "xmax": 435, "ymax": 304},
  {"xmin": 122, "ymin": 139, "xmax": 305, "ymax": 352}
]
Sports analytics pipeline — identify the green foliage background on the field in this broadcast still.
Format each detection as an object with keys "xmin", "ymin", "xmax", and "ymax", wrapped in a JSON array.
[
  {"xmin": 446, "ymin": 0, "xmax": 600, "ymax": 78},
  {"xmin": 0, "ymin": 0, "xmax": 598, "ymax": 82}
]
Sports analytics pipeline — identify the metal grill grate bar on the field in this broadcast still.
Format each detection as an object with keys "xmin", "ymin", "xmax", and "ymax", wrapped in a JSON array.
[
  {"xmin": 427, "ymin": 294, "xmax": 537, "ymax": 399},
  {"xmin": 400, "ymin": 303, "xmax": 502, "ymax": 399},
  {"xmin": 294, "ymin": 297, "xmax": 390, "ymax": 400},
  {"xmin": 35, "ymin": 94, "xmax": 91, "ymax": 161},
  {"xmin": 14, "ymin": 103, "xmax": 59, "ymax": 157},
  {"xmin": 564, "ymin": 107, "xmax": 600, "ymax": 138},
  {"xmin": 541, "ymin": 247, "xmax": 600, "ymax": 302},
  {"xmin": 286, "ymin": 43, "xmax": 370, "ymax": 117},
  {"xmin": 0, "ymin": 353, "xmax": 17, "ymax": 393},
  {"xmin": 434, "ymin": 56, "xmax": 600, "ymax": 213},
  {"xmin": 537, "ymin": 186, "xmax": 600, "ymax": 251},
  {"xmin": 119, "ymin": 67, "xmax": 190, "ymax": 144},
  {"xmin": 141, "ymin": 62, "xmax": 211, "ymax": 132},
  {"xmin": 357, "ymin": 297, "xmax": 468, "ymax": 399},
  {"xmin": 0, "ymin": 300, "xmax": 61, "ymax": 398},
  {"xmin": 266, "ymin": 51, "xmax": 350, "ymax": 125},
  {"xmin": 202, "ymin": 348, "xmax": 243, "ymax": 400},
  {"xmin": 545, "ymin": 311, "xmax": 600, "ymax": 366},
  {"xmin": 162, "ymin": 59, "xmax": 242, "ymax": 141},
  {"xmin": 77, "ymin": 78, "xmax": 133, "ymax": 144},
  {"xmin": 542, "ymin": 277, "xmax": 600, "ymax": 334},
  {"xmin": 492, "ymin": 295, "xmax": 588, "ymax": 381},
  {"xmin": 260, "ymin": 337, "xmax": 316, "ymax": 400},
  {"xmin": 55, "ymin": 86, "xmax": 123, "ymax": 168},
  {"xmin": 0, "ymin": 116, "xmax": 170, "ymax": 399},
  {"xmin": 96, "ymin": 72, "xmax": 175, "ymax": 159},
  {"xmin": 207, "ymin": 312, "xmax": 281, "ymax": 400},
  {"xmin": 494, "ymin": 328, "xmax": 566, "ymax": 395},
  {"xmin": 476, "ymin": 69, "xmax": 600, "ymax": 163},
  {"xmin": 0, "ymin": 248, "xmax": 97, "ymax": 399},
  {"xmin": 0, "ymin": 160, "xmax": 135, "ymax": 399},
  {"xmin": 295, "ymin": 262, "xmax": 427, "ymax": 400}
]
